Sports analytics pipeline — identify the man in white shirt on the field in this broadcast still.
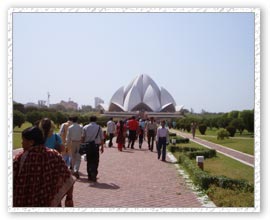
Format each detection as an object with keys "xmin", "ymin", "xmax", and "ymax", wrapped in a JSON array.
[
  {"xmin": 156, "ymin": 120, "xmax": 170, "ymax": 161},
  {"xmin": 81, "ymin": 116, "xmax": 104, "ymax": 182},
  {"xmin": 107, "ymin": 117, "xmax": 116, "ymax": 147},
  {"xmin": 66, "ymin": 116, "xmax": 82, "ymax": 178}
]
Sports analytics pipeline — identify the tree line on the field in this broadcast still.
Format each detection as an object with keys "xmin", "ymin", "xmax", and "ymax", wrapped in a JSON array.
[
  {"xmin": 175, "ymin": 110, "xmax": 254, "ymax": 136},
  {"xmin": 13, "ymin": 102, "xmax": 254, "ymax": 137},
  {"xmin": 13, "ymin": 102, "xmax": 109, "ymax": 128}
]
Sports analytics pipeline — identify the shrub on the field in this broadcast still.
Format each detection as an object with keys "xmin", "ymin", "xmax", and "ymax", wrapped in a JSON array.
[
  {"xmin": 226, "ymin": 126, "xmax": 236, "ymax": 137},
  {"xmin": 207, "ymin": 185, "xmax": 254, "ymax": 207},
  {"xmin": 169, "ymin": 132, "xmax": 177, "ymax": 136},
  {"xmin": 178, "ymin": 154, "xmax": 253, "ymax": 192},
  {"xmin": 217, "ymin": 128, "xmax": 230, "ymax": 140},
  {"xmin": 186, "ymin": 149, "xmax": 216, "ymax": 159},
  {"xmin": 198, "ymin": 124, "xmax": 207, "ymax": 135}
]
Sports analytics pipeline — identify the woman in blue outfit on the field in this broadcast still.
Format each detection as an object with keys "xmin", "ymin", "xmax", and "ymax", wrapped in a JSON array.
[{"xmin": 39, "ymin": 118, "xmax": 64, "ymax": 152}]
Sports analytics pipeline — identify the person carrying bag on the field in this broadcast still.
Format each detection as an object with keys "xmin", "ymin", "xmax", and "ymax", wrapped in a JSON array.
[
  {"xmin": 79, "ymin": 127, "xmax": 100, "ymax": 155},
  {"xmin": 81, "ymin": 116, "xmax": 104, "ymax": 182}
]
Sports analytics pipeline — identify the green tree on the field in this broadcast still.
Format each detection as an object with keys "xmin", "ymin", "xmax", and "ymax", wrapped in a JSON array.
[
  {"xmin": 239, "ymin": 110, "xmax": 254, "ymax": 133},
  {"xmin": 13, "ymin": 110, "xmax": 26, "ymax": 128},
  {"xmin": 26, "ymin": 111, "xmax": 43, "ymax": 125},
  {"xmin": 13, "ymin": 102, "xmax": 25, "ymax": 113},
  {"xmin": 229, "ymin": 118, "xmax": 245, "ymax": 135},
  {"xmin": 198, "ymin": 123, "xmax": 207, "ymax": 135},
  {"xmin": 228, "ymin": 110, "xmax": 240, "ymax": 119},
  {"xmin": 55, "ymin": 112, "xmax": 68, "ymax": 127}
]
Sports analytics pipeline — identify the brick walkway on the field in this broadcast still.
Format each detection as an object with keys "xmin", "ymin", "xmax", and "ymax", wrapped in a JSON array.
[{"xmin": 72, "ymin": 139, "xmax": 204, "ymax": 208}]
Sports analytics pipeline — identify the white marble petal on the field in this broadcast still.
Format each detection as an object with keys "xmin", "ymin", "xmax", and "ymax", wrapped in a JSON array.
[
  {"xmin": 124, "ymin": 85, "xmax": 141, "ymax": 111},
  {"xmin": 143, "ymin": 85, "xmax": 161, "ymax": 112},
  {"xmin": 160, "ymin": 87, "xmax": 176, "ymax": 106}
]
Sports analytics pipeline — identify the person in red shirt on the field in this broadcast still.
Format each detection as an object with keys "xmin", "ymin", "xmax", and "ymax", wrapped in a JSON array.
[{"xmin": 127, "ymin": 116, "xmax": 139, "ymax": 149}]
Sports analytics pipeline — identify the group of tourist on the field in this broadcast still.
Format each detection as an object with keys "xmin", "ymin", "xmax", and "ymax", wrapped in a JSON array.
[
  {"xmin": 106, "ymin": 116, "xmax": 170, "ymax": 162},
  {"xmin": 13, "ymin": 115, "xmax": 170, "ymax": 207}
]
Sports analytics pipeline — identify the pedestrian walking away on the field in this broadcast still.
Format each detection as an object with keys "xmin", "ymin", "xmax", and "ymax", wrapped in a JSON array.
[
  {"xmin": 116, "ymin": 120, "xmax": 127, "ymax": 151},
  {"xmin": 138, "ymin": 125, "xmax": 144, "ymax": 149},
  {"xmin": 39, "ymin": 118, "xmax": 65, "ymax": 153},
  {"xmin": 59, "ymin": 116, "xmax": 73, "ymax": 169},
  {"xmin": 156, "ymin": 120, "xmax": 170, "ymax": 161},
  {"xmin": 81, "ymin": 116, "xmax": 104, "ymax": 182},
  {"xmin": 66, "ymin": 116, "xmax": 83, "ymax": 179},
  {"xmin": 127, "ymin": 116, "xmax": 139, "ymax": 149},
  {"xmin": 107, "ymin": 117, "xmax": 116, "ymax": 147},
  {"xmin": 145, "ymin": 117, "xmax": 158, "ymax": 151}
]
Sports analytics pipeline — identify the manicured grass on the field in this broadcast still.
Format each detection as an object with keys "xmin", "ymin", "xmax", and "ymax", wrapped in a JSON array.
[
  {"xmin": 13, "ymin": 122, "xmax": 33, "ymax": 149},
  {"xmin": 203, "ymin": 152, "xmax": 254, "ymax": 183},
  {"xmin": 170, "ymin": 141, "xmax": 254, "ymax": 207},
  {"xmin": 172, "ymin": 144, "xmax": 254, "ymax": 184},
  {"xmin": 175, "ymin": 128, "xmax": 254, "ymax": 155},
  {"xmin": 198, "ymin": 128, "xmax": 253, "ymax": 138},
  {"xmin": 198, "ymin": 136, "xmax": 254, "ymax": 155}
]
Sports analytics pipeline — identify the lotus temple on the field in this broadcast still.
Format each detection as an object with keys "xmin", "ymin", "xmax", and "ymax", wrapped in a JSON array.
[{"xmin": 100, "ymin": 74, "xmax": 184, "ymax": 119}]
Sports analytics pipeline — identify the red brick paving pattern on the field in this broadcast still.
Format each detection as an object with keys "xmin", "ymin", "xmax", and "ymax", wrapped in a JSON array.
[{"xmin": 73, "ymin": 140, "xmax": 203, "ymax": 208}]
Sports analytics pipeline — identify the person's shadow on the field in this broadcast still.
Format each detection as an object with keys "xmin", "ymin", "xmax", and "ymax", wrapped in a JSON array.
[
  {"xmin": 89, "ymin": 182, "xmax": 120, "ymax": 189},
  {"xmin": 77, "ymin": 177, "xmax": 120, "ymax": 190}
]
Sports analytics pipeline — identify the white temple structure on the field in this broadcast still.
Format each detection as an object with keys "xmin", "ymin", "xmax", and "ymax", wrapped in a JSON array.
[{"xmin": 101, "ymin": 74, "xmax": 183, "ymax": 118}]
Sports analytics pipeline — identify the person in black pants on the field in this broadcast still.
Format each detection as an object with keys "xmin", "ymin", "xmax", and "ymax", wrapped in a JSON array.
[
  {"xmin": 146, "ymin": 117, "xmax": 157, "ymax": 151},
  {"xmin": 81, "ymin": 116, "xmax": 104, "ymax": 182},
  {"xmin": 156, "ymin": 120, "xmax": 169, "ymax": 161}
]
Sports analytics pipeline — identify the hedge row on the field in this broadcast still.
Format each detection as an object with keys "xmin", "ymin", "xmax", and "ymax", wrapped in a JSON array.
[
  {"xmin": 178, "ymin": 154, "xmax": 254, "ymax": 192},
  {"xmin": 169, "ymin": 145, "xmax": 216, "ymax": 159},
  {"xmin": 169, "ymin": 137, "xmax": 190, "ymax": 144}
]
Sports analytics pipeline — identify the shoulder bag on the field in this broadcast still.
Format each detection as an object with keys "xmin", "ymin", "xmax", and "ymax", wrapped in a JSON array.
[{"xmin": 79, "ymin": 127, "xmax": 100, "ymax": 155}]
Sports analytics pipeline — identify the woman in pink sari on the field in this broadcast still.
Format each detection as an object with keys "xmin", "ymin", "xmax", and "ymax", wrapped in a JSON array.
[{"xmin": 13, "ymin": 126, "xmax": 75, "ymax": 207}]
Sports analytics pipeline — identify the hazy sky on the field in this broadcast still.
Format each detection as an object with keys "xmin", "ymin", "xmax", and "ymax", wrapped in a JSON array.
[{"xmin": 12, "ymin": 11, "xmax": 255, "ymax": 113}]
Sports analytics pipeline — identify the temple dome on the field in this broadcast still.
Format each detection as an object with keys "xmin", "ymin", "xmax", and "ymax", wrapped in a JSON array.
[{"xmin": 108, "ymin": 74, "xmax": 180, "ymax": 112}]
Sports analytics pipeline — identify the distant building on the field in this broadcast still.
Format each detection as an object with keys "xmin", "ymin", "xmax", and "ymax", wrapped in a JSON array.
[
  {"xmin": 38, "ymin": 100, "xmax": 47, "ymax": 107},
  {"xmin": 24, "ymin": 102, "xmax": 38, "ymax": 108},
  {"xmin": 59, "ymin": 99, "xmax": 78, "ymax": 110},
  {"xmin": 94, "ymin": 97, "xmax": 104, "ymax": 108}
]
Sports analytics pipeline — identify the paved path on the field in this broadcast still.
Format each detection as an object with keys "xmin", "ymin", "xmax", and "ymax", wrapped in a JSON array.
[
  {"xmin": 171, "ymin": 129, "xmax": 254, "ymax": 167},
  {"xmin": 72, "ymin": 140, "xmax": 205, "ymax": 208}
]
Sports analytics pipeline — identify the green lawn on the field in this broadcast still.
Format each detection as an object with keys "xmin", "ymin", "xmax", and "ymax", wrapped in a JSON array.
[
  {"xmin": 13, "ymin": 122, "xmax": 63, "ymax": 149},
  {"xmin": 174, "ymin": 128, "xmax": 254, "ymax": 155},
  {"xmin": 198, "ymin": 128, "xmax": 253, "ymax": 138},
  {"xmin": 203, "ymin": 152, "xmax": 254, "ymax": 183},
  {"xmin": 13, "ymin": 122, "xmax": 33, "ymax": 149},
  {"xmin": 197, "ymin": 136, "xmax": 254, "ymax": 155}
]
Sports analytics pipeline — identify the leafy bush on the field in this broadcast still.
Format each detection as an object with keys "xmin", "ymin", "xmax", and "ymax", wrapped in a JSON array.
[
  {"xmin": 170, "ymin": 137, "xmax": 189, "ymax": 144},
  {"xmin": 217, "ymin": 128, "xmax": 230, "ymax": 140},
  {"xmin": 207, "ymin": 185, "xmax": 254, "ymax": 207},
  {"xmin": 186, "ymin": 149, "xmax": 216, "ymax": 159},
  {"xmin": 169, "ymin": 132, "xmax": 177, "ymax": 136},
  {"xmin": 198, "ymin": 124, "xmax": 207, "ymax": 135}
]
